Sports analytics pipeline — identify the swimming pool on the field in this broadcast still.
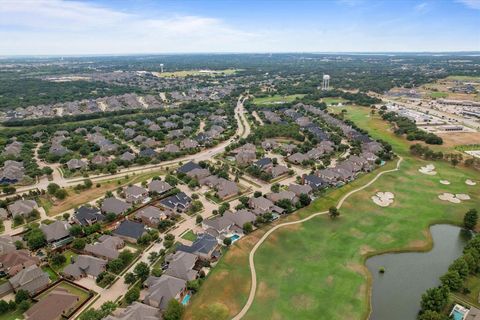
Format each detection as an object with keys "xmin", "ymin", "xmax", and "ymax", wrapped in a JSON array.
[
  {"xmin": 230, "ymin": 234, "xmax": 240, "ymax": 243},
  {"xmin": 181, "ymin": 293, "xmax": 191, "ymax": 305}
]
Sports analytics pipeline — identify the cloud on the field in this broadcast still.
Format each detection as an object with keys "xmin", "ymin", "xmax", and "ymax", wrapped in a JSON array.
[
  {"xmin": 414, "ymin": 2, "xmax": 430, "ymax": 13},
  {"xmin": 457, "ymin": 0, "xmax": 480, "ymax": 9}
]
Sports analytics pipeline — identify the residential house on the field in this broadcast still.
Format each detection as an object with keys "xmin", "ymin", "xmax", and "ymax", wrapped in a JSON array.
[
  {"xmin": 198, "ymin": 175, "xmax": 239, "ymax": 199},
  {"xmin": 261, "ymin": 139, "xmax": 278, "ymax": 150},
  {"xmin": 73, "ymin": 206, "xmax": 104, "ymax": 226},
  {"xmin": 24, "ymin": 288, "xmax": 79, "ymax": 320},
  {"xmin": 0, "ymin": 160, "xmax": 25, "ymax": 184},
  {"xmin": 2, "ymin": 141, "xmax": 23, "ymax": 157},
  {"xmin": 8, "ymin": 265, "xmax": 49, "ymax": 295},
  {"xmin": 40, "ymin": 220, "xmax": 71, "ymax": 245},
  {"xmin": 266, "ymin": 190, "xmax": 299, "ymax": 204},
  {"xmin": 139, "ymin": 148, "xmax": 157, "ymax": 158},
  {"xmin": 0, "ymin": 236, "xmax": 17, "ymax": 255},
  {"xmin": 176, "ymin": 233, "xmax": 219, "ymax": 260},
  {"xmin": 159, "ymin": 192, "xmax": 192, "ymax": 213},
  {"xmin": 164, "ymin": 144, "xmax": 180, "ymax": 153},
  {"xmin": 66, "ymin": 159, "xmax": 87, "ymax": 171},
  {"xmin": 101, "ymin": 197, "xmax": 131, "ymax": 216},
  {"xmin": 124, "ymin": 185, "xmax": 148, "ymax": 204},
  {"xmin": 103, "ymin": 302, "xmax": 161, "ymax": 320},
  {"xmin": 268, "ymin": 165, "xmax": 289, "ymax": 178},
  {"xmin": 164, "ymin": 251, "xmax": 198, "ymax": 281},
  {"xmin": 63, "ymin": 255, "xmax": 107, "ymax": 280},
  {"xmin": 202, "ymin": 210, "xmax": 257, "ymax": 238},
  {"xmin": 254, "ymin": 158, "xmax": 273, "ymax": 170},
  {"xmin": 7, "ymin": 199, "xmax": 38, "ymax": 218},
  {"xmin": 288, "ymin": 184, "xmax": 313, "ymax": 196},
  {"xmin": 177, "ymin": 161, "xmax": 201, "ymax": 174},
  {"xmin": 180, "ymin": 138, "xmax": 199, "ymax": 149},
  {"xmin": 186, "ymin": 168, "xmax": 211, "ymax": 180},
  {"xmin": 143, "ymin": 275, "xmax": 187, "ymax": 310},
  {"xmin": 147, "ymin": 180, "xmax": 172, "ymax": 195},
  {"xmin": 0, "ymin": 250, "xmax": 40, "ymax": 276},
  {"xmin": 91, "ymin": 155, "xmax": 109, "ymax": 166},
  {"xmin": 85, "ymin": 235, "xmax": 124, "ymax": 261},
  {"xmin": 235, "ymin": 151, "xmax": 256, "ymax": 166},
  {"xmin": 248, "ymin": 197, "xmax": 284, "ymax": 215},
  {"xmin": 288, "ymin": 153, "xmax": 309, "ymax": 165},
  {"xmin": 113, "ymin": 220, "xmax": 147, "ymax": 243},
  {"xmin": 120, "ymin": 151, "xmax": 136, "ymax": 162},
  {"xmin": 135, "ymin": 206, "xmax": 167, "ymax": 227},
  {"xmin": 303, "ymin": 174, "xmax": 327, "ymax": 190}
]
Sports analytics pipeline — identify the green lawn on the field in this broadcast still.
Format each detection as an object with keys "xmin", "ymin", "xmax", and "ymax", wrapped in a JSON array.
[
  {"xmin": 181, "ymin": 230, "xmax": 197, "ymax": 242},
  {"xmin": 41, "ymin": 265, "xmax": 59, "ymax": 281},
  {"xmin": 322, "ymin": 97, "xmax": 347, "ymax": 105},
  {"xmin": 156, "ymin": 69, "xmax": 239, "ymax": 78},
  {"xmin": 430, "ymin": 91, "xmax": 449, "ymax": 99},
  {"xmin": 0, "ymin": 309, "xmax": 25, "ymax": 320},
  {"xmin": 184, "ymin": 106, "xmax": 480, "ymax": 320},
  {"xmin": 253, "ymin": 94, "xmax": 305, "ymax": 105},
  {"xmin": 50, "ymin": 250, "xmax": 77, "ymax": 273}
]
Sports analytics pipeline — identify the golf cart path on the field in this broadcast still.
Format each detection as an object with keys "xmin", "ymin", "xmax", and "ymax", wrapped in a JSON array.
[{"xmin": 232, "ymin": 156, "xmax": 404, "ymax": 320}]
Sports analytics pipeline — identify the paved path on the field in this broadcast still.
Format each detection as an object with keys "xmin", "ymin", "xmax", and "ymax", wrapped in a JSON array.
[{"xmin": 231, "ymin": 156, "xmax": 404, "ymax": 320}]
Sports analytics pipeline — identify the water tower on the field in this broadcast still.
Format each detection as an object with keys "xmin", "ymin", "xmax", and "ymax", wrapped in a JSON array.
[
  {"xmin": 322, "ymin": 74, "xmax": 330, "ymax": 90},
  {"xmin": 160, "ymin": 64, "xmax": 164, "ymax": 73}
]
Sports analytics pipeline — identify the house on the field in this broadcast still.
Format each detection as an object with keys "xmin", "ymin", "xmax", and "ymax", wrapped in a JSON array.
[
  {"xmin": 177, "ymin": 233, "xmax": 219, "ymax": 260},
  {"xmin": 0, "ymin": 208, "xmax": 7, "ymax": 221},
  {"xmin": 120, "ymin": 151, "xmax": 136, "ymax": 162},
  {"xmin": 73, "ymin": 206, "xmax": 104, "ymax": 226},
  {"xmin": 281, "ymin": 143, "xmax": 297, "ymax": 155},
  {"xmin": 235, "ymin": 151, "xmax": 256, "ymax": 166},
  {"xmin": 164, "ymin": 144, "xmax": 180, "ymax": 153},
  {"xmin": 268, "ymin": 165, "xmax": 289, "ymax": 178},
  {"xmin": 8, "ymin": 265, "xmax": 49, "ymax": 295},
  {"xmin": 248, "ymin": 197, "xmax": 284, "ymax": 215},
  {"xmin": 91, "ymin": 155, "xmax": 109, "ymax": 166},
  {"xmin": 164, "ymin": 251, "xmax": 198, "ymax": 281},
  {"xmin": 101, "ymin": 197, "xmax": 131, "ymax": 216},
  {"xmin": 266, "ymin": 190, "xmax": 298, "ymax": 204},
  {"xmin": 143, "ymin": 275, "xmax": 187, "ymax": 310},
  {"xmin": 66, "ymin": 159, "xmax": 87, "ymax": 171},
  {"xmin": 63, "ymin": 255, "xmax": 107, "ymax": 280},
  {"xmin": 288, "ymin": 153, "xmax": 309, "ymax": 165},
  {"xmin": 0, "ymin": 250, "xmax": 40, "ymax": 276},
  {"xmin": 113, "ymin": 220, "xmax": 147, "ymax": 243},
  {"xmin": 231, "ymin": 143, "xmax": 256, "ymax": 154},
  {"xmin": 288, "ymin": 184, "xmax": 313, "ymax": 196},
  {"xmin": 159, "ymin": 192, "xmax": 192, "ymax": 213},
  {"xmin": 180, "ymin": 138, "xmax": 199, "ymax": 149},
  {"xmin": 139, "ymin": 148, "xmax": 157, "ymax": 158},
  {"xmin": 303, "ymin": 174, "xmax": 327, "ymax": 190},
  {"xmin": 85, "ymin": 235, "xmax": 124, "ymax": 260},
  {"xmin": 202, "ymin": 210, "xmax": 257, "ymax": 237},
  {"xmin": 254, "ymin": 158, "xmax": 273, "ymax": 170},
  {"xmin": 147, "ymin": 180, "xmax": 172, "ymax": 194},
  {"xmin": 24, "ymin": 288, "xmax": 79, "ymax": 320},
  {"xmin": 186, "ymin": 168, "xmax": 211, "ymax": 180},
  {"xmin": 7, "ymin": 199, "xmax": 38, "ymax": 218},
  {"xmin": 177, "ymin": 161, "xmax": 201, "ymax": 174},
  {"xmin": 2, "ymin": 141, "xmax": 23, "ymax": 157},
  {"xmin": 135, "ymin": 206, "xmax": 167, "ymax": 227},
  {"xmin": 0, "ymin": 160, "xmax": 25, "ymax": 184},
  {"xmin": 40, "ymin": 220, "xmax": 71, "ymax": 244},
  {"xmin": 103, "ymin": 302, "xmax": 161, "ymax": 320},
  {"xmin": 0, "ymin": 236, "xmax": 17, "ymax": 255},
  {"xmin": 198, "ymin": 175, "xmax": 239, "ymax": 199},
  {"xmin": 124, "ymin": 185, "xmax": 148, "ymax": 204},
  {"xmin": 261, "ymin": 139, "xmax": 278, "ymax": 150}
]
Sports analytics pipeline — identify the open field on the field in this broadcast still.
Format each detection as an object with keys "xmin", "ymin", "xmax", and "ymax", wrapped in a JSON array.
[
  {"xmin": 181, "ymin": 230, "xmax": 197, "ymax": 242},
  {"xmin": 253, "ymin": 94, "xmax": 305, "ymax": 105},
  {"xmin": 446, "ymin": 75, "xmax": 480, "ymax": 82},
  {"xmin": 184, "ymin": 106, "xmax": 480, "ymax": 320},
  {"xmin": 321, "ymin": 97, "xmax": 347, "ymax": 105},
  {"xmin": 153, "ymin": 69, "xmax": 239, "ymax": 78}
]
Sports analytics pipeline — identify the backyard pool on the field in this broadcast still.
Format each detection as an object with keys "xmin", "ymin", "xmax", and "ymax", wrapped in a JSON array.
[
  {"xmin": 181, "ymin": 293, "xmax": 191, "ymax": 305},
  {"xmin": 230, "ymin": 234, "xmax": 240, "ymax": 243}
]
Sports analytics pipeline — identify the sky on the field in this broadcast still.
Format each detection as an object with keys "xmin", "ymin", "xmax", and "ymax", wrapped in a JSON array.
[{"xmin": 0, "ymin": 0, "xmax": 479, "ymax": 55}]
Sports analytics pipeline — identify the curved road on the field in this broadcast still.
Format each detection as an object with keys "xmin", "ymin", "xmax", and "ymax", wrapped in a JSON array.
[{"xmin": 232, "ymin": 156, "xmax": 404, "ymax": 320}]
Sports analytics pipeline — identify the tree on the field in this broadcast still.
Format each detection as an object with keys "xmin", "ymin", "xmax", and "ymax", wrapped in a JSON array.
[
  {"xmin": 449, "ymin": 258, "xmax": 469, "ymax": 279},
  {"xmin": 148, "ymin": 252, "xmax": 159, "ymax": 264},
  {"xmin": 223, "ymin": 237, "xmax": 232, "ymax": 246},
  {"xmin": 72, "ymin": 238, "xmax": 86, "ymax": 250},
  {"xmin": 299, "ymin": 193, "xmax": 311, "ymax": 207},
  {"xmin": 63, "ymin": 213, "xmax": 70, "ymax": 220},
  {"xmin": 124, "ymin": 272, "xmax": 136, "ymax": 285},
  {"xmin": 270, "ymin": 183, "xmax": 280, "ymax": 193},
  {"xmin": 69, "ymin": 224, "xmax": 83, "ymax": 237},
  {"xmin": 26, "ymin": 228, "xmax": 46, "ymax": 250},
  {"xmin": 133, "ymin": 262, "xmax": 150, "ymax": 282},
  {"xmin": 195, "ymin": 215, "xmax": 203, "ymax": 224},
  {"xmin": 243, "ymin": 222, "xmax": 253, "ymax": 234},
  {"xmin": 18, "ymin": 300, "xmax": 30, "ymax": 312},
  {"xmin": 107, "ymin": 259, "xmax": 125, "ymax": 274},
  {"xmin": 464, "ymin": 209, "xmax": 478, "ymax": 231},
  {"xmin": 163, "ymin": 299, "xmax": 184, "ymax": 320},
  {"xmin": 124, "ymin": 287, "xmax": 140, "ymax": 305},
  {"xmin": 15, "ymin": 289, "xmax": 29, "ymax": 304},
  {"xmin": 420, "ymin": 286, "xmax": 450, "ymax": 313},
  {"xmin": 55, "ymin": 188, "xmax": 68, "ymax": 200},
  {"xmin": 440, "ymin": 270, "xmax": 463, "ymax": 291},
  {"xmin": 47, "ymin": 183, "xmax": 60, "ymax": 195},
  {"xmin": 418, "ymin": 310, "xmax": 449, "ymax": 320},
  {"xmin": 105, "ymin": 212, "xmax": 117, "ymax": 222},
  {"xmin": 328, "ymin": 206, "xmax": 340, "ymax": 219},
  {"xmin": 51, "ymin": 253, "xmax": 66, "ymax": 266}
]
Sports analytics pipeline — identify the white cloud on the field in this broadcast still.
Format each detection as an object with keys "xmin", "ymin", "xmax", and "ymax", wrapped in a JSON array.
[
  {"xmin": 414, "ymin": 2, "xmax": 430, "ymax": 13},
  {"xmin": 457, "ymin": 0, "xmax": 480, "ymax": 10}
]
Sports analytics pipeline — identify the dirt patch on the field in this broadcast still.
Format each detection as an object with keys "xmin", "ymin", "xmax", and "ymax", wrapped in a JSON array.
[
  {"xmin": 359, "ymin": 245, "xmax": 375, "ymax": 256},
  {"xmin": 347, "ymin": 262, "xmax": 368, "ymax": 276},
  {"xmin": 350, "ymin": 228, "xmax": 365, "ymax": 238},
  {"xmin": 257, "ymin": 281, "xmax": 277, "ymax": 300},
  {"xmin": 326, "ymin": 275, "xmax": 334, "ymax": 286},
  {"xmin": 438, "ymin": 132, "xmax": 480, "ymax": 148},
  {"xmin": 359, "ymin": 217, "xmax": 374, "ymax": 226},
  {"xmin": 291, "ymin": 294, "xmax": 317, "ymax": 310},
  {"xmin": 377, "ymin": 233, "xmax": 394, "ymax": 244}
]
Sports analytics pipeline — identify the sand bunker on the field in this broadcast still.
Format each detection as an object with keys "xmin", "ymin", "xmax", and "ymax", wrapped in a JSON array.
[
  {"xmin": 466, "ymin": 179, "xmax": 477, "ymax": 186},
  {"xmin": 456, "ymin": 194, "xmax": 471, "ymax": 201},
  {"xmin": 440, "ymin": 180, "xmax": 450, "ymax": 185},
  {"xmin": 419, "ymin": 164, "xmax": 437, "ymax": 175},
  {"xmin": 438, "ymin": 193, "xmax": 471, "ymax": 203},
  {"xmin": 372, "ymin": 191, "xmax": 395, "ymax": 207}
]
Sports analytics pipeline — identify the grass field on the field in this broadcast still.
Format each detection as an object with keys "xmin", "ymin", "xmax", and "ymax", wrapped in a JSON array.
[
  {"xmin": 184, "ymin": 106, "xmax": 480, "ymax": 320},
  {"xmin": 154, "ymin": 69, "xmax": 239, "ymax": 78},
  {"xmin": 430, "ymin": 91, "xmax": 449, "ymax": 99},
  {"xmin": 253, "ymin": 94, "xmax": 305, "ymax": 105},
  {"xmin": 50, "ymin": 250, "xmax": 77, "ymax": 273},
  {"xmin": 0, "ymin": 309, "xmax": 24, "ymax": 320},
  {"xmin": 446, "ymin": 75, "xmax": 480, "ymax": 82},
  {"xmin": 322, "ymin": 97, "xmax": 347, "ymax": 105},
  {"xmin": 181, "ymin": 230, "xmax": 197, "ymax": 242}
]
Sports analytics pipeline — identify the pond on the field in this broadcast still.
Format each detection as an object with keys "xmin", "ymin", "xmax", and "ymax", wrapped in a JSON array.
[{"xmin": 366, "ymin": 224, "xmax": 471, "ymax": 320}]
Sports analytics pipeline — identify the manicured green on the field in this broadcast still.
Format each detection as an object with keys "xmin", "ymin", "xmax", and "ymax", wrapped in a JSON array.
[
  {"xmin": 253, "ymin": 94, "xmax": 305, "ymax": 105},
  {"xmin": 185, "ymin": 106, "xmax": 480, "ymax": 320},
  {"xmin": 50, "ymin": 250, "xmax": 77, "ymax": 273},
  {"xmin": 322, "ymin": 97, "xmax": 347, "ymax": 105},
  {"xmin": 181, "ymin": 230, "xmax": 197, "ymax": 242},
  {"xmin": 0, "ymin": 309, "xmax": 25, "ymax": 320},
  {"xmin": 41, "ymin": 265, "xmax": 59, "ymax": 281},
  {"xmin": 430, "ymin": 91, "xmax": 448, "ymax": 99}
]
